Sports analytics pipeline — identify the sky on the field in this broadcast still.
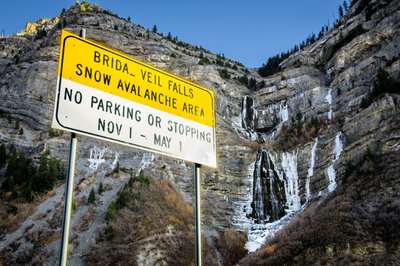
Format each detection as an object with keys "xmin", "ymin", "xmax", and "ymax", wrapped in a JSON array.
[{"xmin": 0, "ymin": 0, "xmax": 344, "ymax": 68}]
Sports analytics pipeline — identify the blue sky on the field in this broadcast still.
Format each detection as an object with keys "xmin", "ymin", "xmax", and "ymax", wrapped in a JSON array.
[{"xmin": 0, "ymin": 1, "xmax": 344, "ymax": 67}]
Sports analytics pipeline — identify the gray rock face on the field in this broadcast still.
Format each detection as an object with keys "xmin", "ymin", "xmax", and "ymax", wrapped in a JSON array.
[{"xmin": 0, "ymin": 0, "xmax": 399, "ymax": 263}]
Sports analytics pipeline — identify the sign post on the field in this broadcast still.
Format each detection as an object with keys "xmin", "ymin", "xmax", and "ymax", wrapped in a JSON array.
[
  {"xmin": 53, "ymin": 30, "xmax": 216, "ymax": 265},
  {"xmin": 194, "ymin": 163, "xmax": 202, "ymax": 265}
]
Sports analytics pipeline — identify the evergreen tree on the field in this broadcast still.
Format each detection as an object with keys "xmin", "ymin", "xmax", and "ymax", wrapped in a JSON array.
[
  {"xmin": 32, "ymin": 149, "xmax": 52, "ymax": 193},
  {"xmin": 152, "ymin": 24, "xmax": 158, "ymax": 33},
  {"xmin": 128, "ymin": 168, "xmax": 135, "ymax": 186},
  {"xmin": 248, "ymin": 78, "xmax": 257, "ymax": 90},
  {"xmin": 113, "ymin": 161, "xmax": 120, "ymax": 174},
  {"xmin": 5, "ymin": 146, "xmax": 17, "ymax": 177},
  {"xmin": 88, "ymin": 187, "xmax": 96, "ymax": 204},
  {"xmin": 14, "ymin": 118, "xmax": 20, "ymax": 130},
  {"xmin": 0, "ymin": 143, "xmax": 6, "ymax": 167},
  {"xmin": 49, "ymin": 158, "xmax": 60, "ymax": 182},
  {"xmin": 19, "ymin": 127, "xmax": 23, "ymax": 135},
  {"xmin": 339, "ymin": 5, "xmax": 344, "ymax": 17},
  {"xmin": 105, "ymin": 201, "xmax": 117, "ymax": 221},
  {"xmin": 98, "ymin": 182, "xmax": 104, "ymax": 195},
  {"xmin": 343, "ymin": 0, "xmax": 349, "ymax": 12}
]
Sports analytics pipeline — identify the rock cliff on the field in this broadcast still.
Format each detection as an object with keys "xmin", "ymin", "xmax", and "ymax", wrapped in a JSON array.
[{"xmin": 0, "ymin": 0, "xmax": 399, "ymax": 265}]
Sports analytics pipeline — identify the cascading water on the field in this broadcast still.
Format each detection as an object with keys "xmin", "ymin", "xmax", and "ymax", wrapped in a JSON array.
[
  {"xmin": 280, "ymin": 152, "xmax": 300, "ymax": 212},
  {"xmin": 111, "ymin": 151, "xmax": 120, "ymax": 170},
  {"xmin": 241, "ymin": 95, "xmax": 255, "ymax": 130},
  {"xmin": 325, "ymin": 88, "xmax": 333, "ymax": 120},
  {"xmin": 243, "ymin": 149, "xmax": 302, "ymax": 252},
  {"xmin": 327, "ymin": 132, "xmax": 343, "ymax": 192},
  {"xmin": 253, "ymin": 154, "xmax": 265, "ymax": 221},
  {"xmin": 306, "ymin": 138, "xmax": 318, "ymax": 201},
  {"xmin": 250, "ymin": 148, "xmax": 286, "ymax": 223}
]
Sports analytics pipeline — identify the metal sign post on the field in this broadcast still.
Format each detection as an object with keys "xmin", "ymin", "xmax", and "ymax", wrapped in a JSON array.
[
  {"xmin": 58, "ymin": 29, "xmax": 86, "ymax": 266},
  {"xmin": 194, "ymin": 163, "xmax": 202, "ymax": 266}
]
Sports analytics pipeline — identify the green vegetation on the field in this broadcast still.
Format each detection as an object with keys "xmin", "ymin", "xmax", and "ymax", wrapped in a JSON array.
[
  {"xmin": 0, "ymin": 143, "xmax": 6, "ymax": 167},
  {"xmin": 72, "ymin": 199, "xmax": 77, "ymax": 212},
  {"xmin": 276, "ymin": 116, "xmax": 321, "ymax": 151},
  {"xmin": 14, "ymin": 119, "xmax": 19, "ymax": 130},
  {"xmin": 198, "ymin": 57, "xmax": 211, "ymax": 65},
  {"xmin": 48, "ymin": 127, "xmax": 64, "ymax": 138},
  {"xmin": 137, "ymin": 169, "xmax": 150, "ymax": 186},
  {"xmin": 219, "ymin": 68, "xmax": 231, "ymax": 80},
  {"xmin": 105, "ymin": 201, "xmax": 117, "ymax": 221},
  {"xmin": 98, "ymin": 182, "xmax": 104, "ymax": 195},
  {"xmin": 2, "ymin": 147, "xmax": 64, "ymax": 201},
  {"xmin": 237, "ymin": 75, "xmax": 258, "ymax": 90},
  {"xmin": 88, "ymin": 187, "xmax": 96, "ymax": 204},
  {"xmin": 112, "ymin": 162, "xmax": 120, "ymax": 174},
  {"xmin": 152, "ymin": 24, "xmax": 158, "ymax": 33},
  {"xmin": 116, "ymin": 186, "xmax": 133, "ymax": 209},
  {"xmin": 103, "ymin": 224, "xmax": 115, "ymax": 240}
]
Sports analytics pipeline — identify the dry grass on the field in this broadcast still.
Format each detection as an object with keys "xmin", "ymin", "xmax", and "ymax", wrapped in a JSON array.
[
  {"xmin": 0, "ymin": 186, "xmax": 60, "ymax": 236},
  {"xmin": 85, "ymin": 176, "xmax": 218, "ymax": 265},
  {"xmin": 217, "ymin": 228, "xmax": 248, "ymax": 266}
]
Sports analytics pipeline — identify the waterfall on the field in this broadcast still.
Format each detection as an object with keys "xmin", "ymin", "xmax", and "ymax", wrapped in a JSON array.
[
  {"xmin": 325, "ymin": 88, "xmax": 333, "ymax": 120},
  {"xmin": 241, "ymin": 95, "xmax": 255, "ymax": 130},
  {"xmin": 280, "ymin": 152, "xmax": 300, "ymax": 212},
  {"xmin": 268, "ymin": 168, "xmax": 280, "ymax": 221},
  {"xmin": 252, "ymin": 150, "xmax": 266, "ymax": 222},
  {"xmin": 279, "ymin": 102, "xmax": 289, "ymax": 123},
  {"xmin": 327, "ymin": 132, "xmax": 343, "ymax": 192},
  {"xmin": 250, "ymin": 149, "xmax": 286, "ymax": 223},
  {"xmin": 111, "ymin": 151, "xmax": 120, "ymax": 170},
  {"xmin": 306, "ymin": 138, "xmax": 318, "ymax": 201}
]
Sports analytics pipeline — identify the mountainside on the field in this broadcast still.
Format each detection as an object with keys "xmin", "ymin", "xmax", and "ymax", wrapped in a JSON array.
[{"xmin": 0, "ymin": 0, "xmax": 399, "ymax": 265}]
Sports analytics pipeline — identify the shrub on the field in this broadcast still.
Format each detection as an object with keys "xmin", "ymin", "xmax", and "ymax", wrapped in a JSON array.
[
  {"xmin": 0, "ymin": 143, "xmax": 6, "ymax": 167},
  {"xmin": 48, "ymin": 127, "xmax": 63, "ymax": 138},
  {"xmin": 219, "ymin": 68, "xmax": 231, "ymax": 79},
  {"xmin": 104, "ymin": 224, "xmax": 115, "ymax": 240},
  {"xmin": 88, "ymin": 187, "xmax": 96, "ymax": 204},
  {"xmin": 105, "ymin": 201, "xmax": 117, "ymax": 221},
  {"xmin": 14, "ymin": 118, "xmax": 20, "ymax": 130},
  {"xmin": 198, "ymin": 57, "xmax": 210, "ymax": 65},
  {"xmin": 218, "ymin": 228, "xmax": 248, "ymax": 266},
  {"xmin": 113, "ymin": 162, "xmax": 120, "ymax": 174},
  {"xmin": 116, "ymin": 186, "xmax": 132, "ymax": 208},
  {"xmin": 98, "ymin": 182, "xmax": 104, "ymax": 195},
  {"xmin": 72, "ymin": 199, "xmax": 77, "ymax": 212},
  {"xmin": 138, "ymin": 169, "xmax": 150, "ymax": 185}
]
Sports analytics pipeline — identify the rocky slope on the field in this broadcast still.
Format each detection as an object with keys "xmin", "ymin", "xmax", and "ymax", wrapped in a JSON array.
[{"xmin": 0, "ymin": 0, "xmax": 399, "ymax": 265}]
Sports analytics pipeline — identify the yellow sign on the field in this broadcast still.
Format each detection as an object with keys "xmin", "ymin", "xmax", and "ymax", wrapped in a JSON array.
[
  {"xmin": 53, "ymin": 30, "xmax": 217, "ymax": 167},
  {"xmin": 59, "ymin": 30, "xmax": 215, "ymax": 127}
]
